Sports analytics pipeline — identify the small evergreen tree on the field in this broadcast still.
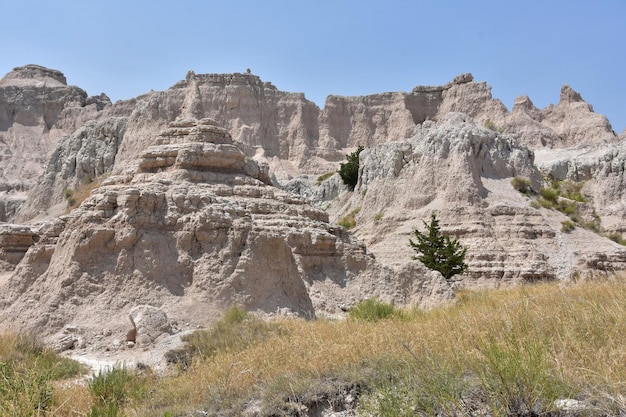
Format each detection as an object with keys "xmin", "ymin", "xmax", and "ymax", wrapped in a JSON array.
[
  {"xmin": 409, "ymin": 213, "xmax": 468, "ymax": 281},
  {"xmin": 338, "ymin": 145, "xmax": 364, "ymax": 190}
]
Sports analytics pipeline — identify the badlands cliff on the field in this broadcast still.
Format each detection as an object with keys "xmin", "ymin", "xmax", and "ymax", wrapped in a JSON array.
[{"xmin": 1, "ymin": 64, "xmax": 625, "ymax": 344}]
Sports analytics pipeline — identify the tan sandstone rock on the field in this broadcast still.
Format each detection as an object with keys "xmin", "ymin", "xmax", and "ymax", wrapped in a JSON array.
[{"xmin": 0, "ymin": 118, "xmax": 452, "ymax": 343}]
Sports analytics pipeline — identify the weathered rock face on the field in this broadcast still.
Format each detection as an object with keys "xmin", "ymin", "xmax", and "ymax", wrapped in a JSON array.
[
  {"xmin": 535, "ymin": 143, "xmax": 626, "ymax": 235},
  {"xmin": 332, "ymin": 113, "xmax": 626, "ymax": 286},
  {"xmin": 506, "ymin": 85, "xmax": 617, "ymax": 148},
  {"xmin": 2, "ymin": 65, "xmax": 626, "ymax": 339},
  {"xmin": 0, "ymin": 118, "xmax": 452, "ymax": 340},
  {"xmin": 0, "ymin": 65, "xmax": 111, "ymax": 221},
  {"xmin": 7, "ymin": 67, "xmax": 620, "ymax": 223}
]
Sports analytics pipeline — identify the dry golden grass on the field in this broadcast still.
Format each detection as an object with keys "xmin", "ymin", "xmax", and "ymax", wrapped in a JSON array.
[
  {"xmin": 4, "ymin": 277, "xmax": 626, "ymax": 415},
  {"xmin": 134, "ymin": 277, "xmax": 626, "ymax": 415}
]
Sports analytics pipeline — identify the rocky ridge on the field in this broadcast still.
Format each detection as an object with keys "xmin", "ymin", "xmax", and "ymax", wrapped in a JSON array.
[
  {"xmin": 332, "ymin": 113, "xmax": 626, "ymax": 285},
  {"xmin": 1, "ymin": 64, "xmax": 626, "ymax": 348},
  {"xmin": 0, "ymin": 117, "xmax": 449, "ymax": 346},
  {"xmin": 0, "ymin": 65, "xmax": 111, "ymax": 220}
]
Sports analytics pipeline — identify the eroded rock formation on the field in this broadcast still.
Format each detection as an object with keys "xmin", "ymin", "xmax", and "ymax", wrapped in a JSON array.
[
  {"xmin": 0, "ymin": 118, "xmax": 451, "ymax": 341},
  {"xmin": 332, "ymin": 113, "xmax": 626, "ymax": 286},
  {"xmin": 2, "ymin": 65, "xmax": 626, "ymax": 343},
  {"xmin": 0, "ymin": 65, "xmax": 111, "ymax": 220}
]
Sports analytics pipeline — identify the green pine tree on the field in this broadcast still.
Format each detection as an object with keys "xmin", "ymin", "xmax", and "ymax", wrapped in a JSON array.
[
  {"xmin": 338, "ymin": 145, "xmax": 364, "ymax": 190},
  {"xmin": 409, "ymin": 213, "xmax": 468, "ymax": 281}
]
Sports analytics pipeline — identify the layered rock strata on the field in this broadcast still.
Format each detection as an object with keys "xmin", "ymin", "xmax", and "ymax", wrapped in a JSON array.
[
  {"xmin": 0, "ymin": 118, "xmax": 451, "ymax": 341},
  {"xmin": 8, "ymin": 67, "xmax": 619, "ymax": 224},
  {"xmin": 333, "ymin": 113, "xmax": 626, "ymax": 286}
]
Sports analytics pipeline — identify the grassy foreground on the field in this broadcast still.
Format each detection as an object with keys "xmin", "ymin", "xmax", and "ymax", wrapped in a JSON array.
[{"xmin": 4, "ymin": 277, "xmax": 626, "ymax": 416}]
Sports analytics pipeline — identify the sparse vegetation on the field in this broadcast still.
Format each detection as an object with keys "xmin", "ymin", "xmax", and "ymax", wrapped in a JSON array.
[
  {"xmin": 561, "ymin": 220, "xmax": 576, "ymax": 232},
  {"xmin": 64, "ymin": 188, "xmax": 76, "ymax": 206},
  {"xmin": 316, "ymin": 171, "xmax": 334, "ymax": 185},
  {"xmin": 338, "ymin": 145, "xmax": 364, "ymax": 190},
  {"xmin": 409, "ymin": 213, "xmax": 468, "ymax": 281},
  {"xmin": 607, "ymin": 233, "xmax": 626, "ymax": 246},
  {"xmin": 338, "ymin": 208, "xmax": 360, "ymax": 229},
  {"xmin": 5, "ymin": 279, "xmax": 626, "ymax": 415},
  {"xmin": 64, "ymin": 173, "xmax": 110, "ymax": 212},
  {"xmin": 484, "ymin": 119, "xmax": 506, "ymax": 133},
  {"xmin": 165, "ymin": 305, "xmax": 280, "ymax": 368},
  {"xmin": 87, "ymin": 365, "xmax": 135, "ymax": 417},
  {"xmin": 374, "ymin": 212, "xmax": 384, "ymax": 221},
  {"xmin": 533, "ymin": 179, "xmax": 602, "ymax": 232},
  {"xmin": 0, "ymin": 333, "xmax": 86, "ymax": 416},
  {"xmin": 511, "ymin": 176, "xmax": 532, "ymax": 195},
  {"xmin": 348, "ymin": 298, "xmax": 404, "ymax": 322}
]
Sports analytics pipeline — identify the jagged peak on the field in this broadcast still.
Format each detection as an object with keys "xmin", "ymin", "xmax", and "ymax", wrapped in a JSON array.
[
  {"xmin": 512, "ymin": 94, "xmax": 538, "ymax": 112},
  {"xmin": 0, "ymin": 64, "xmax": 67, "ymax": 87},
  {"xmin": 559, "ymin": 84, "xmax": 584, "ymax": 104}
]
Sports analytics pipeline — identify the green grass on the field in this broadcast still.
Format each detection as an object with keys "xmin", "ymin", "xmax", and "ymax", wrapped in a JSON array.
[
  {"xmin": 348, "ymin": 298, "xmax": 404, "ymax": 322},
  {"xmin": 0, "ymin": 333, "xmax": 86, "ymax": 416},
  {"xmin": 338, "ymin": 208, "xmax": 360, "ymax": 229}
]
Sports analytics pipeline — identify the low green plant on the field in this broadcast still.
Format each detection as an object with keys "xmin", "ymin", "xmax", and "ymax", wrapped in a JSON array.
[
  {"xmin": 374, "ymin": 212, "xmax": 384, "ymax": 221},
  {"xmin": 539, "ymin": 187, "xmax": 559, "ymax": 204},
  {"xmin": 561, "ymin": 220, "xmax": 576, "ymax": 232},
  {"xmin": 359, "ymin": 354, "xmax": 467, "ymax": 416},
  {"xmin": 0, "ymin": 333, "xmax": 86, "ymax": 416},
  {"xmin": 0, "ymin": 361, "xmax": 53, "ymax": 416},
  {"xmin": 348, "ymin": 298, "xmax": 403, "ymax": 322},
  {"xmin": 476, "ymin": 334, "xmax": 571, "ymax": 416},
  {"xmin": 316, "ymin": 172, "xmax": 334, "ymax": 185},
  {"xmin": 484, "ymin": 119, "xmax": 506, "ymax": 133},
  {"xmin": 511, "ymin": 176, "xmax": 532, "ymax": 195},
  {"xmin": 557, "ymin": 180, "xmax": 587, "ymax": 202},
  {"xmin": 607, "ymin": 233, "xmax": 626, "ymax": 246},
  {"xmin": 64, "ymin": 188, "xmax": 76, "ymax": 206},
  {"xmin": 88, "ymin": 365, "xmax": 134, "ymax": 416},
  {"xmin": 338, "ymin": 208, "xmax": 360, "ymax": 230}
]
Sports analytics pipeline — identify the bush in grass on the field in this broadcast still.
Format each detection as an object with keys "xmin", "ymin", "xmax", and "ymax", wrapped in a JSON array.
[
  {"xmin": 88, "ymin": 365, "xmax": 134, "ymax": 416},
  {"xmin": 348, "ymin": 298, "xmax": 403, "ymax": 322}
]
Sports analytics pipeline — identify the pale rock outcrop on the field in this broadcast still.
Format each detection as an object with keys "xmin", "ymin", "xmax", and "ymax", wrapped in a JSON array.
[
  {"xmin": 335, "ymin": 113, "xmax": 626, "ymax": 286},
  {"xmin": 15, "ymin": 116, "xmax": 127, "ymax": 222},
  {"xmin": 8, "ymin": 67, "xmax": 621, "ymax": 224},
  {"xmin": 506, "ymin": 85, "xmax": 617, "ymax": 148},
  {"xmin": 0, "ymin": 65, "xmax": 111, "ymax": 221},
  {"xmin": 0, "ymin": 224, "xmax": 36, "ymax": 267},
  {"xmin": 535, "ymin": 143, "xmax": 626, "ymax": 236},
  {"xmin": 0, "ymin": 118, "xmax": 452, "ymax": 342},
  {"xmin": 128, "ymin": 305, "xmax": 173, "ymax": 347}
]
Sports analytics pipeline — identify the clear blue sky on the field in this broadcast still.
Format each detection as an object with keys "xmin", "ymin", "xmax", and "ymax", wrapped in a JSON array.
[{"xmin": 2, "ymin": 0, "xmax": 625, "ymax": 132}]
